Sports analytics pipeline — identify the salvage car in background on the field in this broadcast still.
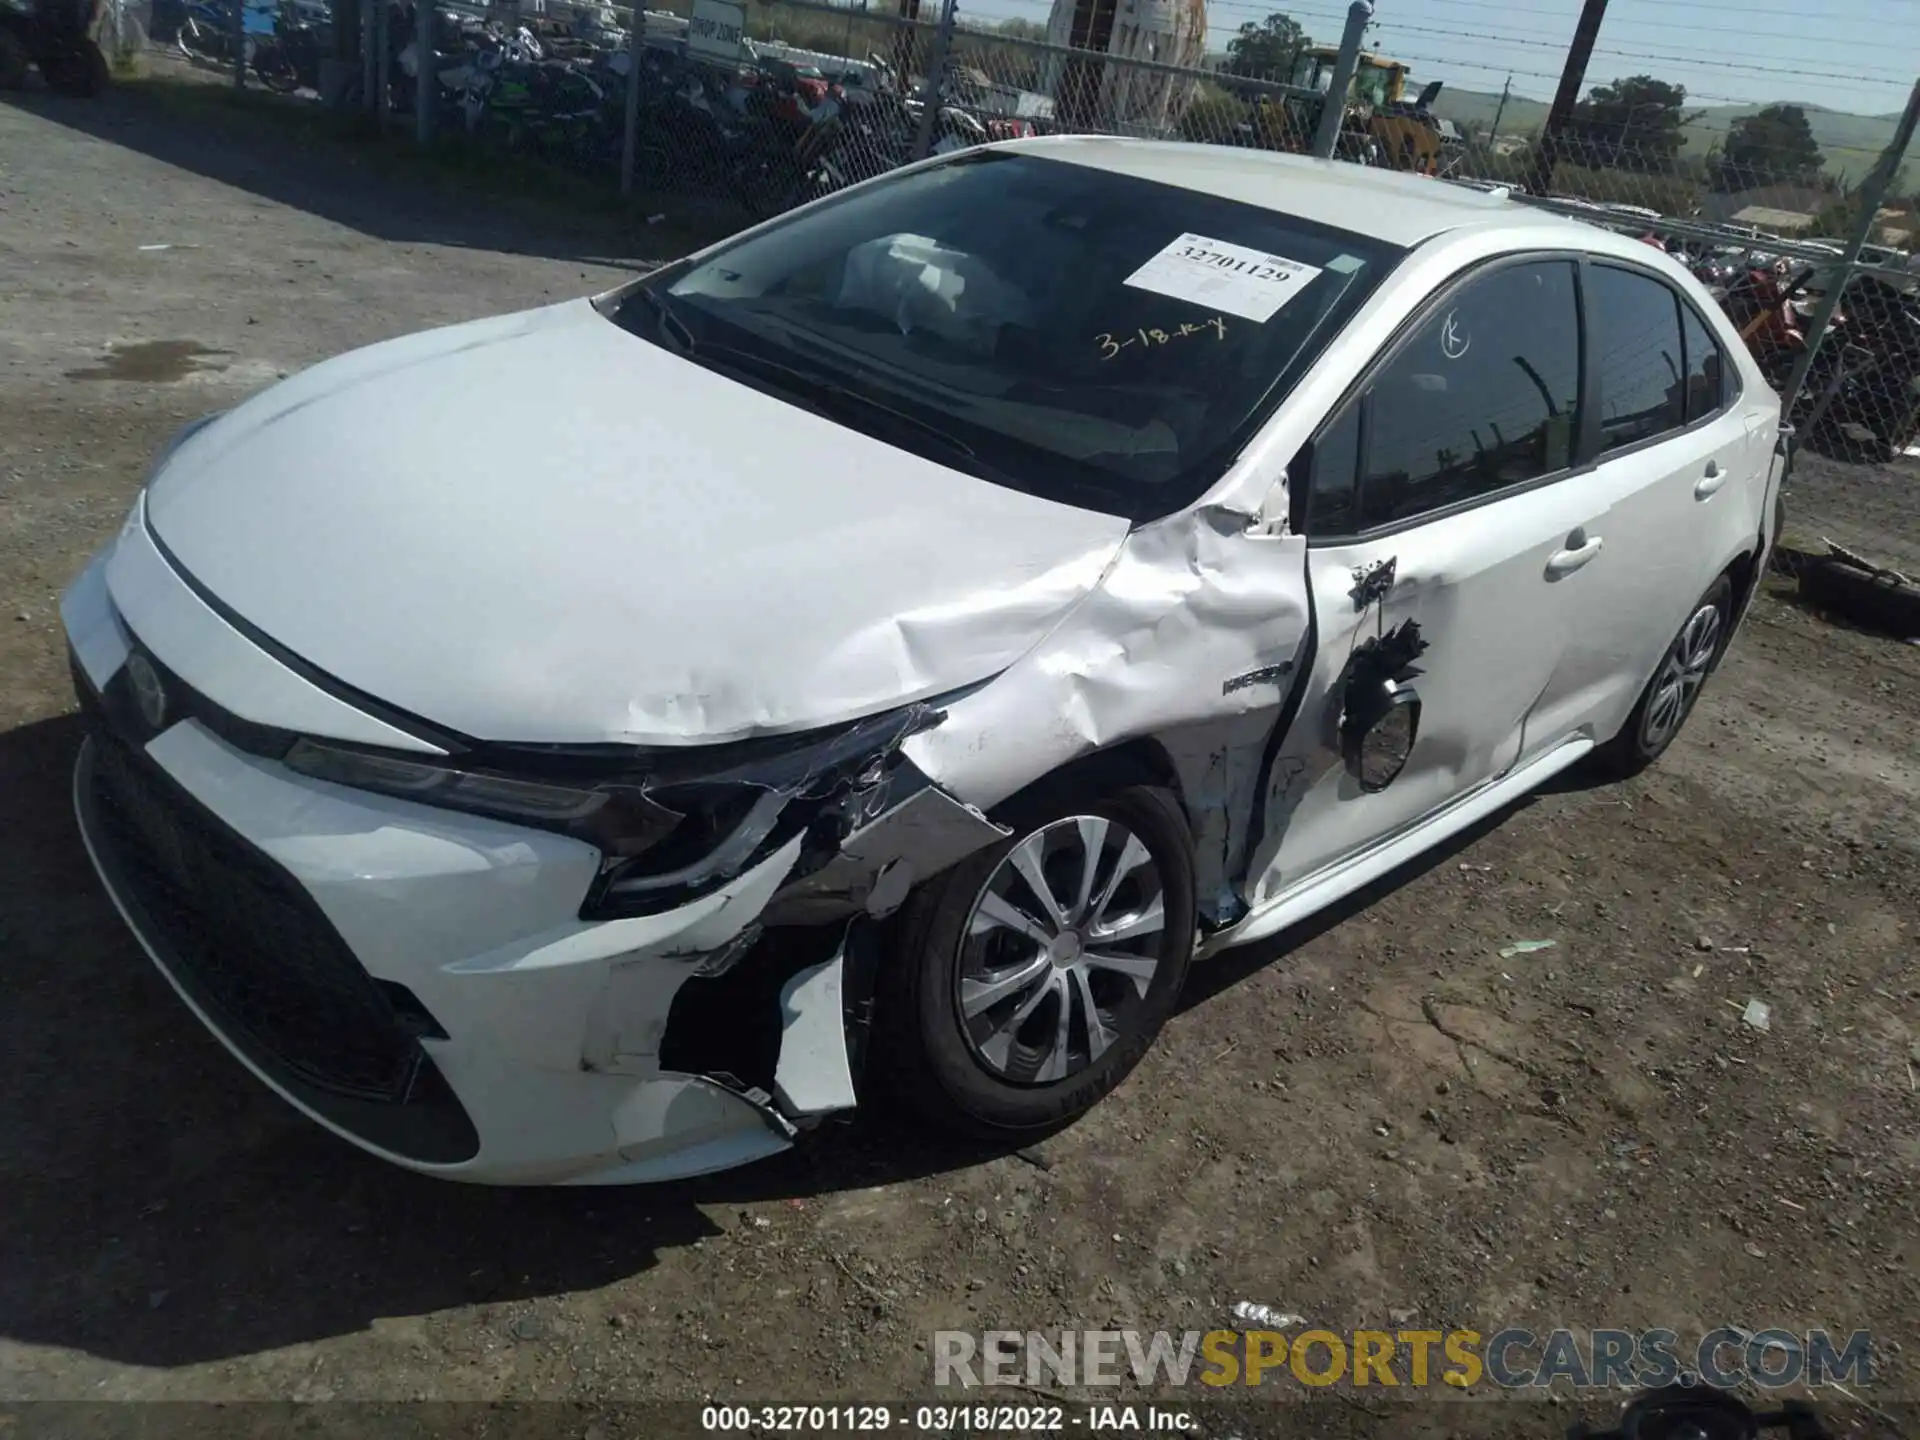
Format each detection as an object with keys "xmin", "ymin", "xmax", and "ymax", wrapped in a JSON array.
[{"xmin": 63, "ymin": 140, "xmax": 1785, "ymax": 1185}]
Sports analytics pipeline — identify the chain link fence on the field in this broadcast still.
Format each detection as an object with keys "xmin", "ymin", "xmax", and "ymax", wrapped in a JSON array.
[
  {"xmin": 1489, "ymin": 87, "xmax": 1920, "ymax": 471},
  {"xmin": 126, "ymin": 0, "xmax": 1920, "ymax": 477}
]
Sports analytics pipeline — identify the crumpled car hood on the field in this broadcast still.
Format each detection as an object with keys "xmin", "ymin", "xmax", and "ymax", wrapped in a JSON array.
[{"xmin": 144, "ymin": 299, "xmax": 1131, "ymax": 746}]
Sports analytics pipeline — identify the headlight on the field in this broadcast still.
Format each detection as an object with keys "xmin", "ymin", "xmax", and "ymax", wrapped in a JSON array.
[
  {"xmin": 281, "ymin": 700, "xmax": 946, "ymax": 918},
  {"xmin": 282, "ymin": 738, "xmax": 684, "ymax": 857},
  {"xmin": 146, "ymin": 411, "xmax": 226, "ymax": 486}
]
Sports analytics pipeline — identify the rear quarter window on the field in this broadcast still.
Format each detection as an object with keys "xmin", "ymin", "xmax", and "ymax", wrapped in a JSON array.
[{"xmin": 1588, "ymin": 264, "xmax": 1687, "ymax": 454}]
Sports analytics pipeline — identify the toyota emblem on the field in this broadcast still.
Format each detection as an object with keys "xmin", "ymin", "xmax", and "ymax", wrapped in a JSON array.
[{"xmin": 126, "ymin": 653, "xmax": 168, "ymax": 732}]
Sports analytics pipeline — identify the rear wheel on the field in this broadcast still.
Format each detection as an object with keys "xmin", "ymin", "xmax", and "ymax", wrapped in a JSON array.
[
  {"xmin": 1593, "ymin": 574, "xmax": 1734, "ymax": 778},
  {"xmin": 877, "ymin": 781, "xmax": 1197, "ymax": 1139}
]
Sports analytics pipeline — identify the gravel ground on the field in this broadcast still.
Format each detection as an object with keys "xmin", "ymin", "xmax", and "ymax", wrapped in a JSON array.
[{"xmin": 2, "ymin": 87, "xmax": 1917, "ymax": 1439}]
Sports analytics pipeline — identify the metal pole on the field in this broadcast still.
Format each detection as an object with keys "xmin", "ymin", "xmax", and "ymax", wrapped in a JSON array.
[
  {"xmin": 375, "ymin": 0, "xmax": 390, "ymax": 125},
  {"xmin": 890, "ymin": 0, "xmax": 917, "ymax": 94},
  {"xmin": 620, "ymin": 5, "xmax": 644, "ymax": 194},
  {"xmin": 1525, "ymin": 0, "xmax": 1606, "ymax": 197},
  {"xmin": 1778, "ymin": 78, "xmax": 1920, "ymax": 420},
  {"xmin": 361, "ymin": 0, "xmax": 376, "ymax": 110},
  {"xmin": 230, "ymin": 0, "xmax": 245, "ymax": 86},
  {"xmin": 1309, "ymin": 0, "xmax": 1369, "ymax": 160},
  {"xmin": 414, "ymin": 0, "xmax": 434, "ymax": 144},
  {"xmin": 909, "ymin": 0, "xmax": 957, "ymax": 160},
  {"xmin": 1487, "ymin": 73, "xmax": 1510, "ymax": 150}
]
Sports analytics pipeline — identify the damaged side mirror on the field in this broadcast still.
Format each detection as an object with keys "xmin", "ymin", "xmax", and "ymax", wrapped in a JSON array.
[
  {"xmin": 1341, "ymin": 684, "xmax": 1421, "ymax": 792},
  {"xmin": 1338, "ymin": 618, "xmax": 1429, "ymax": 794}
]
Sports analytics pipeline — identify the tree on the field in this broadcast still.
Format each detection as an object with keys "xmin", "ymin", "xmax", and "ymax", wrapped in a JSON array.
[
  {"xmin": 1225, "ymin": 12, "xmax": 1308, "ymax": 82},
  {"xmin": 1181, "ymin": 89, "xmax": 1251, "ymax": 144},
  {"xmin": 995, "ymin": 17, "xmax": 1048, "ymax": 42},
  {"xmin": 1714, "ymin": 104, "xmax": 1825, "ymax": 190},
  {"xmin": 1562, "ymin": 75, "xmax": 1693, "ymax": 174},
  {"xmin": 1809, "ymin": 192, "xmax": 1867, "ymax": 241}
]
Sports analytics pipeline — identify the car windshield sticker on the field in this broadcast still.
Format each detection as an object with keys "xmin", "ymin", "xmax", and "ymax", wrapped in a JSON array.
[
  {"xmin": 1325, "ymin": 253, "xmax": 1366, "ymax": 275},
  {"xmin": 1122, "ymin": 234, "xmax": 1325, "ymax": 323},
  {"xmin": 1095, "ymin": 315, "xmax": 1228, "ymax": 361}
]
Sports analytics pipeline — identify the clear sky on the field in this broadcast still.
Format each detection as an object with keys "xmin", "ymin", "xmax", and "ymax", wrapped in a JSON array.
[{"xmin": 949, "ymin": 0, "xmax": 1920, "ymax": 118}]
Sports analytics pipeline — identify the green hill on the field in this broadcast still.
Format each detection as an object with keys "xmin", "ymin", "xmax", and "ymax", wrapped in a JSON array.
[{"xmin": 1430, "ymin": 87, "xmax": 1911, "ymax": 187}]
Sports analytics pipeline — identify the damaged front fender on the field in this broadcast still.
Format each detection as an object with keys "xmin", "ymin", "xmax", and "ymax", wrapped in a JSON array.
[
  {"xmin": 760, "ymin": 776, "xmax": 1011, "ymax": 926},
  {"xmin": 586, "ymin": 504, "xmax": 1318, "ymax": 1132},
  {"xmin": 633, "ymin": 746, "xmax": 1011, "ymax": 1138},
  {"xmin": 899, "ymin": 505, "xmax": 1313, "ymax": 928}
]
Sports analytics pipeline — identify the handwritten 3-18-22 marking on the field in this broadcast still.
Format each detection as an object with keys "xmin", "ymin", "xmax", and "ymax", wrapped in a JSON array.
[{"xmin": 1095, "ymin": 316, "xmax": 1229, "ymax": 362}]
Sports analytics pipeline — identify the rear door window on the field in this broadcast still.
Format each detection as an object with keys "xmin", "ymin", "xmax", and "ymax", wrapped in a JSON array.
[
  {"xmin": 1678, "ymin": 301, "xmax": 1732, "ymax": 422},
  {"xmin": 1589, "ymin": 264, "xmax": 1687, "ymax": 453}
]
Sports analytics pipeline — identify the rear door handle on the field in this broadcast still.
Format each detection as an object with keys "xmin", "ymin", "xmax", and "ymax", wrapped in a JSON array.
[
  {"xmin": 1546, "ymin": 533, "xmax": 1603, "ymax": 579},
  {"xmin": 1695, "ymin": 460, "xmax": 1727, "ymax": 499}
]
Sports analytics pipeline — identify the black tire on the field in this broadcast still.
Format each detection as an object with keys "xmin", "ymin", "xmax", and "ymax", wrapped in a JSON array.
[
  {"xmin": 1799, "ymin": 557, "xmax": 1920, "ymax": 638},
  {"xmin": 876, "ymin": 780, "xmax": 1197, "ymax": 1140},
  {"xmin": 38, "ymin": 41, "xmax": 109, "ymax": 97},
  {"xmin": 0, "ymin": 28, "xmax": 33, "ymax": 89},
  {"xmin": 1592, "ymin": 573, "xmax": 1736, "ymax": 779},
  {"xmin": 257, "ymin": 54, "xmax": 300, "ymax": 92},
  {"xmin": 177, "ymin": 21, "xmax": 212, "ymax": 61}
]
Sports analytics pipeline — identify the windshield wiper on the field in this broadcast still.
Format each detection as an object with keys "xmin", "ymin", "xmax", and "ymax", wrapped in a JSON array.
[
  {"xmin": 694, "ymin": 341, "xmax": 988, "ymax": 470},
  {"xmin": 631, "ymin": 286, "xmax": 697, "ymax": 354}
]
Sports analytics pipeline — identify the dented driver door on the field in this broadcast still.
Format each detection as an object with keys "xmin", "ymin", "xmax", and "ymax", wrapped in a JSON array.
[{"xmin": 1246, "ymin": 257, "xmax": 1609, "ymax": 908}]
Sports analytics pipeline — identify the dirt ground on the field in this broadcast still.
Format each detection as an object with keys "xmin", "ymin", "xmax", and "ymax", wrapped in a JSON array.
[{"xmin": 2, "ymin": 88, "xmax": 1917, "ymax": 1438}]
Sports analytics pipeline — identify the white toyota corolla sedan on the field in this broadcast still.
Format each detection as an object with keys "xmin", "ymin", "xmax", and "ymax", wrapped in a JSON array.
[{"xmin": 62, "ymin": 139, "xmax": 1785, "ymax": 1185}]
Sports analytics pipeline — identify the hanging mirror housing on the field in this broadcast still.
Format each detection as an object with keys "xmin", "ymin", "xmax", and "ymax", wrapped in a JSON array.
[
  {"xmin": 1339, "ymin": 618, "xmax": 1429, "ymax": 794},
  {"xmin": 1342, "ymin": 683, "xmax": 1421, "ymax": 792}
]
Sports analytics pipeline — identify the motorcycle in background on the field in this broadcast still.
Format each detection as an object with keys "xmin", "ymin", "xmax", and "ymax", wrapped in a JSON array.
[
  {"xmin": 461, "ymin": 34, "xmax": 618, "ymax": 169},
  {"xmin": 251, "ymin": 0, "xmax": 328, "ymax": 92},
  {"xmin": 1800, "ymin": 272, "xmax": 1920, "ymax": 463},
  {"xmin": 176, "ymin": 0, "xmax": 258, "ymax": 67},
  {"xmin": 801, "ymin": 98, "xmax": 988, "ymax": 201}
]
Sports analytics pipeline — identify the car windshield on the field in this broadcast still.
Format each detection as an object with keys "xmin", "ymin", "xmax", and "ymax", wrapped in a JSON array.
[{"xmin": 603, "ymin": 151, "xmax": 1400, "ymax": 520}]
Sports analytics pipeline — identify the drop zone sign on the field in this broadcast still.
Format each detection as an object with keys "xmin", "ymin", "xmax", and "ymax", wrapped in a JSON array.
[{"xmin": 687, "ymin": 0, "xmax": 745, "ymax": 64}]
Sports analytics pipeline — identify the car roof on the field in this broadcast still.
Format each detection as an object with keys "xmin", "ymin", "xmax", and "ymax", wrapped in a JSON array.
[{"xmin": 1007, "ymin": 136, "xmax": 1580, "ymax": 248}]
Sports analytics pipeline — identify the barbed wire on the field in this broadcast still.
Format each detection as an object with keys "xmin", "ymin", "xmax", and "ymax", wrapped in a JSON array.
[
  {"xmin": 1046, "ymin": 0, "xmax": 1920, "ymax": 87},
  {"xmin": 950, "ymin": 0, "xmax": 1919, "ymax": 96},
  {"xmin": 294, "ymin": 0, "xmax": 1916, "ymax": 286},
  {"xmin": 937, "ymin": 8, "xmax": 1913, "ymax": 117},
  {"xmin": 1409, "ymin": 0, "xmax": 1917, "ymax": 25}
]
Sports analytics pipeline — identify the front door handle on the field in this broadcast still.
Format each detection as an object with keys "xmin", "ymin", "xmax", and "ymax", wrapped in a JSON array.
[
  {"xmin": 1695, "ymin": 460, "xmax": 1728, "ymax": 500},
  {"xmin": 1546, "ymin": 532, "xmax": 1603, "ymax": 579}
]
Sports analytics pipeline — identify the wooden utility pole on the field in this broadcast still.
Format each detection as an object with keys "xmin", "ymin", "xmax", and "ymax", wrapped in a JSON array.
[
  {"xmin": 1526, "ymin": 0, "xmax": 1607, "ymax": 197},
  {"xmin": 1487, "ymin": 73, "xmax": 1511, "ymax": 149}
]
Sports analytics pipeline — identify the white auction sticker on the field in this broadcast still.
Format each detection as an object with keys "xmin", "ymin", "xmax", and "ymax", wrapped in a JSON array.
[{"xmin": 1122, "ymin": 233, "xmax": 1324, "ymax": 323}]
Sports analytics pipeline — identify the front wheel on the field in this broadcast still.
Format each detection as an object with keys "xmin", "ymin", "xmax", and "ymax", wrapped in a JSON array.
[
  {"xmin": 876, "ymin": 782, "xmax": 1197, "ymax": 1139},
  {"xmin": 1592, "ymin": 573, "xmax": 1734, "ymax": 778}
]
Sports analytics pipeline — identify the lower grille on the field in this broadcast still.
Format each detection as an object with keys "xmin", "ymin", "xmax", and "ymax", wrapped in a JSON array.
[{"xmin": 85, "ymin": 727, "xmax": 424, "ymax": 1104}]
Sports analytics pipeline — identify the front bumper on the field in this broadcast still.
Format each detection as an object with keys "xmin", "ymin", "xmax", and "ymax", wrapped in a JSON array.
[{"xmin": 61, "ymin": 542, "xmax": 871, "ymax": 1186}]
